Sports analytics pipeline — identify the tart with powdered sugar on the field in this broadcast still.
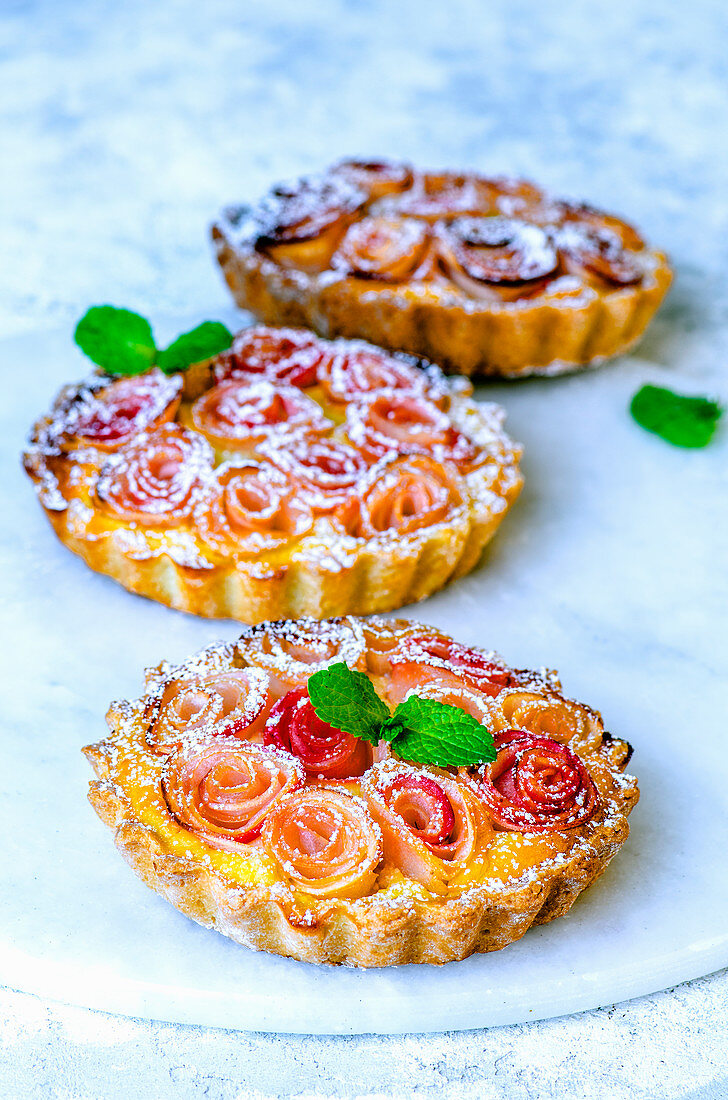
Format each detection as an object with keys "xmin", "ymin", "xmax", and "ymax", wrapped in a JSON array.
[
  {"xmin": 212, "ymin": 160, "xmax": 672, "ymax": 378},
  {"xmin": 22, "ymin": 326, "xmax": 522, "ymax": 622},
  {"xmin": 84, "ymin": 617, "xmax": 639, "ymax": 967}
]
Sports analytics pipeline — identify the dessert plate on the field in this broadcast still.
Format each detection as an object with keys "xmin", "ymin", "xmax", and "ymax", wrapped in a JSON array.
[{"xmin": 1, "ymin": 318, "xmax": 726, "ymax": 1033}]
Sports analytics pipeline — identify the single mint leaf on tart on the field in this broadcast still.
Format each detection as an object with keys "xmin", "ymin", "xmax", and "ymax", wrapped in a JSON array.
[
  {"xmin": 74, "ymin": 306, "xmax": 157, "ymax": 376},
  {"xmin": 157, "ymin": 321, "xmax": 234, "ymax": 375},
  {"xmin": 630, "ymin": 384, "xmax": 723, "ymax": 448},
  {"xmin": 307, "ymin": 662, "xmax": 390, "ymax": 745},
  {"xmin": 385, "ymin": 695, "xmax": 496, "ymax": 768}
]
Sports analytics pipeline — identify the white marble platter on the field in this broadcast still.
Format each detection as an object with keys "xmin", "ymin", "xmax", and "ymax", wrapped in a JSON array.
[{"xmin": 1, "ymin": 316, "xmax": 726, "ymax": 1034}]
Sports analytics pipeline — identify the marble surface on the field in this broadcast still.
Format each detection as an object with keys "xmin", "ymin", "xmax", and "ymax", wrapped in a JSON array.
[
  {"xmin": 2, "ymin": 320, "xmax": 728, "ymax": 1037},
  {"xmin": 2, "ymin": 0, "xmax": 728, "ymax": 1094}
]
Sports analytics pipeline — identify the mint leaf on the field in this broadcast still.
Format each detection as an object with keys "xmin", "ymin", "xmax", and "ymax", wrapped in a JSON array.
[
  {"xmin": 157, "ymin": 321, "xmax": 234, "ymax": 374},
  {"xmin": 307, "ymin": 662, "xmax": 390, "ymax": 745},
  {"xmin": 386, "ymin": 695, "xmax": 495, "ymax": 767},
  {"xmin": 74, "ymin": 306, "xmax": 157, "ymax": 376},
  {"xmin": 630, "ymin": 384, "xmax": 723, "ymax": 448}
]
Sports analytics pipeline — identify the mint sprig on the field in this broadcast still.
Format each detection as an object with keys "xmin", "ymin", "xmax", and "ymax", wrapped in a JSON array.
[
  {"xmin": 74, "ymin": 306, "xmax": 156, "ymax": 376},
  {"xmin": 74, "ymin": 306, "xmax": 233, "ymax": 377},
  {"xmin": 630, "ymin": 384, "xmax": 723, "ymax": 448},
  {"xmin": 307, "ymin": 662, "xmax": 495, "ymax": 767},
  {"xmin": 307, "ymin": 663, "xmax": 390, "ymax": 745}
]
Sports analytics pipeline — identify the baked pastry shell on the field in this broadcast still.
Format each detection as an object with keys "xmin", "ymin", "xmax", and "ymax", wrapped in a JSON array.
[
  {"xmin": 24, "ymin": 358, "xmax": 522, "ymax": 623},
  {"xmin": 84, "ymin": 626, "xmax": 639, "ymax": 968},
  {"xmin": 212, "ymin": 209, "xmax": 672, "ymax": 379}
]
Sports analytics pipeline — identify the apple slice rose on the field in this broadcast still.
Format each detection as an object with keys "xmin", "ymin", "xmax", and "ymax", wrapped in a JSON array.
[
  {"xmin": 194, "ymin": 461, "xmax": 313, "ymax": 556},
  {"xmin": 346, "ymin": 392, "xmax": 480, "ymax": 470},
  {"xmin": 437, "ymin": 215, "xmax": 559, "ymax": 300},
  {"xmin": 264, "ymin": 684, "xmax": 373, "ymax": 780},
  {"xmin": 463, "ymin": 730, "xmax": 599, "ymax": 833},
  {"xmin": 317, "ymin": 344, "xmax": 442, "ymax": 404},
  {"xmin": 145, "ymin": 667, "xmax": 274, "ymax": 755},
  {"xmin": 253, "ymin": 174, "xmax": 365, "ymax": 273},
  {"xmin": 335, "ymin": 454, "xmax": 465, "ymax": 539},
  {"xmin": 363, "ymin": 761, "xmax": 492, "ymax": 894},
  {"xmin": 262, "ymin": 788, "xmax": 382, "ymax": 899},
  {"xmin": 213, "ymin": 326, "xmax": 327, "ymax": 389},
  {"xmin": 63, "ymin": 369, "xmax": 182, "ymax": 452},
  {"xmin": 260, "ymin": 437, "xmax": 370, "ymax": 512},
  {"xmin": 188, "ymin": 379, "xmax": 331, "ymax": 453},
  {"xmin": 235, "ymin": 618, "xmax": 367, "ymax": 697},
  {"xmin": 487, "ymin": 690, "xmax": 605, "ymax": 754},
  {"xmin": 329, "ymin": 158, "xmax": 414, "ymax": 201},
  {"xmin": 95, "ymin": 422, "xmax": 212, "ymax": 527},
  {"xmin": 162, "ymin": 738, "xmax": 304, "ymax": 851},
  {"xmin": 331, "ymin": 216, "xmax": 430, "ymax": 282}
]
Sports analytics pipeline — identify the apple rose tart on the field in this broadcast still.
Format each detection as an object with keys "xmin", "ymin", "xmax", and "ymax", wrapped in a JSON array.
[
  {"xmin": 23, "ymin": 327, "xmax": 521, "ymax": 622},
  {"xmin": 85, "ymin": 617, "xmax": 639, "ymax": 966},
  {"xmin": 212, "ymin": 161, "xmax": 672, "ymax": 378}
]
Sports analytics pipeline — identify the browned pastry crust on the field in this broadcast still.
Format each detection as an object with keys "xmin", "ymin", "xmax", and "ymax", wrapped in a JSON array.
[
  {"xmin": 22, "ymin": 329, "xmax": 522, "ymax": 623},
  {"xmin": 84, "ymin": 617, "xmax": 639, "ymax": 967},
  {"xmin": 212, "ymin": 163, "xmax": 672, "ymax": 378}
]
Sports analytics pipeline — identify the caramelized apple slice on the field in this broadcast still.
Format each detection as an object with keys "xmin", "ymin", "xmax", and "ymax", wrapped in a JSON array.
[
  {"xmin": 330, "ymin": 159, "xmax": 414, "ymax": 200},
  {"xmin": 262, "ymin": 788, "xmax": 382, "ymax": 898},
  {"xmin": 438, "ymin": 216, "xmax": 559, "ymax": 287},
  {"xmin": 253, "ymin": 174, "xmax": 365, "ymax": 272},
  {"xmin": 336, "ymin": 454, "xmax": 464, "ymax": 538},
  {"xmin": 559, "ymin": 201, "xmax": 645, "ymax": 250},
  {"xmin": 189, "ymin": 380, "xmax": 331, "ymax": 451},
  {"xmin": 195, "ymin": 461, "xmax": 313, "ymax": 556},
  {"xmin": 376, "ymin": 171, "xmax": 493, "ymax": 221},
  {"xmin": 464, "ymin": 730, "xmax": 599, "ymax": 832},
  {"xmin": 557, "ymin": 222, "xmax": 644, "ymax": 285},
  {"xmin": 332, "ymin": 216, "xmax": 429, "ymax": 281},
  {"xmin": 95, "ymin": 423, "xmax": 211, "ymax": 527},
  {"xmin": 162, "ymin": 738, "xmax": 304, "ymax": 850}
]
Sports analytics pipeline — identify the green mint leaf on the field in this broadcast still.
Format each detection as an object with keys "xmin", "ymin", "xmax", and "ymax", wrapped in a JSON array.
[
  {"xmin": 74, "ymin": 306, "xmax": 157, "ymax": 376},
  {"xmin": 307, "ymin": 662, "xmax": 391, "ymax": 745},
  {"xmin": 386, "ymin": 695, "xmax": 495, "ymax": 767},
  {"xmin": 156, "ymin": 321, "xmax": 234, "ymax": 374},
  {"xmin": 630, "ymin": 384, "xmax": 723, "ymax": 448}
]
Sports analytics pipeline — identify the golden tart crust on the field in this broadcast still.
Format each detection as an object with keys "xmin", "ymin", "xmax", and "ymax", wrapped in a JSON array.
[
  {"xmin": 22, "ymin": 328, "xmax": 522, "ymax": 623},
  {"xmin": 84, "ymin": 617, "xmax": 639, "ymax": 967},
  {"xmin": 212, "ymin": 162, "xmax": 672, "ymax": 378}
]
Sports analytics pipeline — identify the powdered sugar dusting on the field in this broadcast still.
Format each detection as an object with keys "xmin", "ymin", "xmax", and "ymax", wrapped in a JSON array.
[
  {"xmin": 23, "ymin": 325, "xmax": 520, "ymax": 582},
  {"xmin": 91, "ymin": 617, "xmax": 637, "ymax": 940}
]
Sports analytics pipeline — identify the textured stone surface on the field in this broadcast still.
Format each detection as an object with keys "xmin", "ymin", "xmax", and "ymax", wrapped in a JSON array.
[
  {"xmin": 2, "ymin": 0, "xmax": 727, "ymax": 1095},
  {"xmin": 2, "ymin": 975, "xmax": 728, "ymax": 1099}
]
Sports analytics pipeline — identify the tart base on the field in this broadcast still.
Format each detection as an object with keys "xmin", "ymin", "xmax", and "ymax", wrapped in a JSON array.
[
  {"xmin": 25, "ymin": 357, "xmax": 522, "ymax": 624},
  {"xmin": 36, "ymin": 451, "xmax": 520, "ymax": 622},
  {"xmin": 84, "ymin": 619, "xmax": 639, "ymax": 968},
  {"xmin": 86, "ymin": 765, "xmax": 636, "ymax": 967},
  {"xmin": 213, "ymin": 219, "xmax": 672, "ymax": 379}
]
